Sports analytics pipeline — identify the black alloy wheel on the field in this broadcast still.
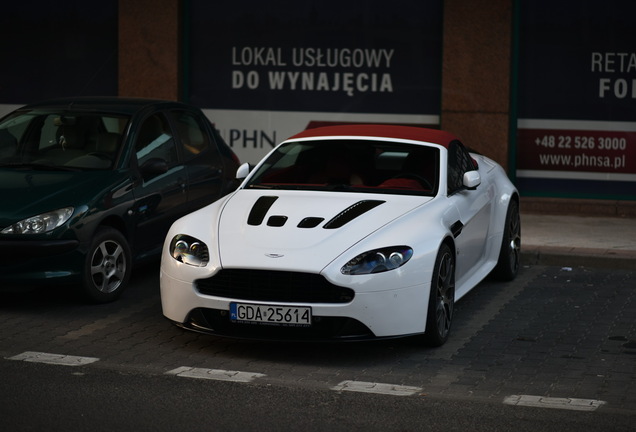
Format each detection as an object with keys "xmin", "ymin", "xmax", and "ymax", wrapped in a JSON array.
[
  {"xmin": 493, "ymin": 199, "xmax": 521, "ymax": 281},
  {"xmin": 424, "ymin": 243, "xmax": 455, "ymax": 347}
]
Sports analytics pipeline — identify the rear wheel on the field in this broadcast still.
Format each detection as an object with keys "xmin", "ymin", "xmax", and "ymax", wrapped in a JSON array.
[
  {"xmin": 424, "ymin": 243, "xmax": 455, "ymax": 347},
  {"xmin": 81, "ymin": 227, "xmax": 131, "ymax": 303},
  {"xmin": 492, "ymin": 199, "xmax": 521, "ymax": 281}
]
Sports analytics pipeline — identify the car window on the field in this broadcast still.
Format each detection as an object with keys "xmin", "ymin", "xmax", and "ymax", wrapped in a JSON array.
[
  {"xmin": 0, "ymin": 127, "xmax": 17, "ymax": 159},
  {"xmin": 170, "ymin": 110, "xmax": 210, "ymax": 159},
  {"xmin": 0, "ymin": 110, "xmax": 128, "ymax": 169},
  {"xmin": 245, "ymin": 139, "xmax": 439, "ymax": 196},
  {"xmin": 135, "ymin": 114, "xmax": 178, "ymax": 167},
  {"xmin": 447, "ymin": 140, "xmax": 475, "ymax": 194},
  {"xmin": 40, "ymin": 115, "xmax": 61, "ymax": 150}
]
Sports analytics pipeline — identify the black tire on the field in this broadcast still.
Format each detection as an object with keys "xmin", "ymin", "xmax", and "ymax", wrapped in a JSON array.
[
  {"xmin": 81, "ymin": 227, "xmax": 131, "ymax": 303},
  {"xmin": 492, "ymin": 199, "xmax": 521, "ymax": 281},
  {"xmin": 424, "ymin": 243, "xmax": 455, "ymax": 347}
]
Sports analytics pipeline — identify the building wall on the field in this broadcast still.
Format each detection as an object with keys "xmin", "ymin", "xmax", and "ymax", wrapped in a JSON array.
[
  {"xmin": 118, "ymin": 0, "xmax": 513, "ymax": 168},
  {"xmin": 440, "ymin": 0, "xmax": 512, "ymax": 171},
  {"xmin": 118, "ymin": 0, "xmax": 181, "ymax": 99},
  {"xmin": 116, "ymin": 0, "xmax": 635, "ymax": 217}
]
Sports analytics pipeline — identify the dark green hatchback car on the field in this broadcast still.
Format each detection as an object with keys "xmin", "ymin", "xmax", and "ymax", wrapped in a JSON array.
[{"xmin": 0, "ymin": 97, "xmax": 240, "ymax": 302}]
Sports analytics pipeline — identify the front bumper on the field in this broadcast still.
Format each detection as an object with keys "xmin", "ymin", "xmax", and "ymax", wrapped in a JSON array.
[
  {"xmin": 160, "ymin": 268, "xmax": 431, "ymax": 340},
  {"xmin": 0, "ymin": 239, "xmax": 79, "ymax": 259},
  {"xmin": 175, "ymin": 308, "xmax": 376, "ymax": 341},
  {"xmin": 0, "ymin": 238, "xmax": 84, "ymax": 286}
]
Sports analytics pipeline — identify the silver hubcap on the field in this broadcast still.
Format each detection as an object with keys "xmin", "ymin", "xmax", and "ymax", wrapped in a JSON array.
[{"xmin": 90, "ymin": 240, "xmax": 126, "ymax": 294}]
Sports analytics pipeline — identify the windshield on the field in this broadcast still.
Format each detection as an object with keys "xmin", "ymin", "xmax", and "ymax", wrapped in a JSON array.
[
  {"xmin": 245, "ymin": 139, "xmax": 440, "ymax": 196},
  {"xmin": 0, "ymin": 109, "xmax": 130, "ymax": 170}
]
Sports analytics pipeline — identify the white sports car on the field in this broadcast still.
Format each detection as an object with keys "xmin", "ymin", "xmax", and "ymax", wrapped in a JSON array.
[{"xmin": 160, "ymin": 125, "xmax": 520, "ymax": 346}]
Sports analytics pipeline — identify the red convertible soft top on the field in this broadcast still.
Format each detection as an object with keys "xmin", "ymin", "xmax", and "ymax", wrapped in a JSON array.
[{"xmin": 287, "ymin": 124, "xmax": 459, "ymax": 148}]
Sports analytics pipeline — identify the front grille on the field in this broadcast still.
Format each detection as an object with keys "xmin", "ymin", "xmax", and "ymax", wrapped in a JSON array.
[{"xmin": 195, "ymin": 269, "xmax": 355, "ymax": 303}]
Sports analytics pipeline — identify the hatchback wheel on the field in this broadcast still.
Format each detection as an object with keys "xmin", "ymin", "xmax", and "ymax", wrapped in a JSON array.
[
  {"xmin": 424, "ymin": 243, "xmax": 455, "ymax": 347},
  {"xmin": 82, "ymin": 227, "xmax": 131, "ymax": 303}
]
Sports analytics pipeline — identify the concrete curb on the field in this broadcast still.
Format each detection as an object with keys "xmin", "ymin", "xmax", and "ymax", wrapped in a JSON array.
[{"xmin": 521, "ymin": 246, "xmax": 636, "ymax": 271}]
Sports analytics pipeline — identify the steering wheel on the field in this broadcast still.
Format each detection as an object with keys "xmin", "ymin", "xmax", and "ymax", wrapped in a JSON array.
[{"xmin": 390, "ymin": 173, "xmax": 433, "ymax": 190}]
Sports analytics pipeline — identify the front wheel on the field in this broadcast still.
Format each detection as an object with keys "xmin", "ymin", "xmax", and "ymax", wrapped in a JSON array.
[
  {"xmin": 492, "ymin": 199, "xmax": 521, "ymax": 281},
  {"xmin": 423, "ymin": 243, "xmax": 455, "ymax": 347},
  {"xmin": 81, "ymin": 227, "xmax": 131, "ymax": 303}
]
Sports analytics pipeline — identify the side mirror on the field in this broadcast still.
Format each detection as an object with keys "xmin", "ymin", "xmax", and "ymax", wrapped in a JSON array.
[
  {"xmin": 463, "ymin": 170, "xmax": 481, "ymax": 190},
  {"xmin": 236, "ymin": 162, "xmax": 252, "ymax": 180},
  {"xmin": 140, "ymin": 157, "xmax": 168, "ymax": 178}
]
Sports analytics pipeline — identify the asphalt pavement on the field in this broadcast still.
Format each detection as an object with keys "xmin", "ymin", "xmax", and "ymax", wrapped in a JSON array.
[
  {"xmin": 1, "ymin": 204, "xmax": 635, "ymax": 427},
  {"xmin": 521, "ymin": 211, "xmax": 636, "ymax": 270}
]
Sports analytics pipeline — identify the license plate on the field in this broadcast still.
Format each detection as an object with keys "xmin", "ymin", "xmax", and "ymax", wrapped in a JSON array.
[{"xmin": 230, "ymin": 302, "xmax": 312, "ymax": 327}]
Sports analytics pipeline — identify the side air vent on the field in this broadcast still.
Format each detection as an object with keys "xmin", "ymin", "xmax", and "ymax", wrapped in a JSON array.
[
  {"xmin": 323, "ymin": 200, "xmax": 385, "ymax": 229},
  {"xmin": 247, "ymin": 196, "xmax": 278, "ymax": 226}
]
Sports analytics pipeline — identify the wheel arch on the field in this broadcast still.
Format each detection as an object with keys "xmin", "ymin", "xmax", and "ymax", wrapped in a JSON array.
[
  {"xmin": 97, "ymin": 214, "xmax": 128, "ymax": 239},
  {"xmin": 511, "ymin": 191, "xmax": 520, "ymax": 207}
]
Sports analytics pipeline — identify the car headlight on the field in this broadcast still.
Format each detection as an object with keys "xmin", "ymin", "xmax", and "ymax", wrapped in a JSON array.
[
  {"xmin": 1, "ymin": 207, "xmax": 74, "ymax": 234},
  {"xmin": 170, "ymin": 234, "xmax": 209, "ymax": 267},
  {"xmin": 341, "ymin": 246, "xmax": 413, "ymax": 275}
]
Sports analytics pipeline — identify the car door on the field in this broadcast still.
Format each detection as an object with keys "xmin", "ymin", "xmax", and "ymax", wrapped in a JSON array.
[
  {"xmin": 446, "ymin": 141, "xmax": 493, "ymax": 282},
  {"xmin": 168, "ymin": 109, "xmax": 225, "ymax": 212},
  {"xmin": 130, "ymin": 112, "xmax": 187, "ymax": 259}
]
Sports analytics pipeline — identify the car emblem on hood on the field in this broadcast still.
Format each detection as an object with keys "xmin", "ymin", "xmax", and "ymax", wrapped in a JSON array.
[{"xmin": 265, "ymin": 253, "xmax": 284, "ymax": 258}]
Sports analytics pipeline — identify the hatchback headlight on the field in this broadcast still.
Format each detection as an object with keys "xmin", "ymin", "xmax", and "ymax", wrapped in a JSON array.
[
  {"xmin": 170, "ymin": 234, "xmax": 209, "ymax": 267},
  {"xmin": 1, "ymin": 207, "xmax": 74, "ymax": 234},
  {"xmin": 341, "ymin": 246, "xmax": 413, "ymax": 275}
]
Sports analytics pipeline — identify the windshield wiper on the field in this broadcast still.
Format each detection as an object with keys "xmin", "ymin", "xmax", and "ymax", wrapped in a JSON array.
[{"xmin": 247, "ymin": 184, "xmax": 302, "ymax": 190}]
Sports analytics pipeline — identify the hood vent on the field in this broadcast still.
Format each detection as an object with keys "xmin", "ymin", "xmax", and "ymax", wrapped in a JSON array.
[
  {"xmin": 297, "ymin": 217, "xmax": 325, "ymax": 228},
  {"xmin": 248, "ymin": 196, "xmax": 278, "ymax": 225},
  {"xmin": 247, "ymin": 197, "xmax": 384, "ymax": 229},
  {"xmin": 323, "ymin": 200, "xmax": 385, "ymax": 229},
  {"xmin": 267, "ymin": 215, "xmax": 288, "ymax": 227}
]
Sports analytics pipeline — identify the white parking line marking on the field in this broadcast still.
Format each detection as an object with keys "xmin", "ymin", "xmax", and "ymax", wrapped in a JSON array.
[
  {"xmin": 7, "ymin": 351, "xmax": 99, "ymax": 367},
  {"xmin": 503, "ymin": 395, "xmax": 607, "ymax": 411},
  {"xmin": 166, "ymin": 367, "xmax": 266, "ymax": 383},
  {"xmin": 331, "ymin": 380, "xmax": 422, "ymax": 397}
]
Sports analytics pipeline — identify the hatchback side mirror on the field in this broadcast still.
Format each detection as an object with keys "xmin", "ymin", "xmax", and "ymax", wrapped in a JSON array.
[{"xmin": 140, "ymin": 157, "xmax": 169, "ymax": 179}]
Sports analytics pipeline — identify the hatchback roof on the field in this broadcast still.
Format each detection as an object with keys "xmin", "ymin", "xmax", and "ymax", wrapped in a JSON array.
[{"xmin": 19, "ymin": 97, "xmax": 193, "ymax": 115}]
